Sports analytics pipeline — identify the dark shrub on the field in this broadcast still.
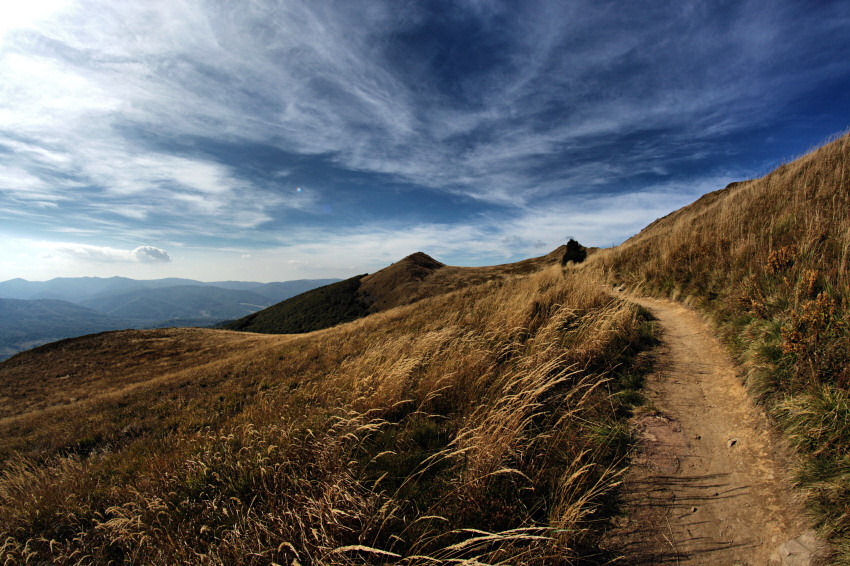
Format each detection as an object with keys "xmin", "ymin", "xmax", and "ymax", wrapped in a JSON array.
[{"xmin": 562, "ymin": 239, "xmax": 588, "ymax": 265}]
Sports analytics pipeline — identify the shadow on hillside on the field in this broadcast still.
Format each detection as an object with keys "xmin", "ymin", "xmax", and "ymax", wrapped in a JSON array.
[{"xmin": 602, "ymin": 471, "xmax": 759, "ymax": 564}]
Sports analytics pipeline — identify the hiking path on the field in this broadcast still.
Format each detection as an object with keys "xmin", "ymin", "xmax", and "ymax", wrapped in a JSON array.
[{"xmin": 603, "ymin": 295, "xmax": 826, "ymax": 565}]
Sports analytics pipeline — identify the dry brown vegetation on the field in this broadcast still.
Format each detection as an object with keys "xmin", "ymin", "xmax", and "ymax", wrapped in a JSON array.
[
  {"xmin": 10, "ymin": 128, "xmax": 846, "ymax": 563},
  {"xmin": 597, "ymin": 131, "xmax": 850, "ymax": 561},
  {"xmin": 0, "ymin": 328, "xmax": 293, "ymax": 461},
  {"xmin": 225, "ymin": 248, "xmax": 574, "ymax": 336},
  {"xmin": 0, "ymin": 265, "xmax": 654, "ymax": 564},
  {"xmin": 359, "ymin": 246, "xmax": 576, "ymax": 311}
]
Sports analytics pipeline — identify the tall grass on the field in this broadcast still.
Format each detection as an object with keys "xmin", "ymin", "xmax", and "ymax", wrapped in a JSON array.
[
  {"xmin": 0, "ymin": 265, "xmax": 654, "ymax": 564},
  {"xmin": 597, "ymin": 131, "xmax": 850, "ymax": 560}
]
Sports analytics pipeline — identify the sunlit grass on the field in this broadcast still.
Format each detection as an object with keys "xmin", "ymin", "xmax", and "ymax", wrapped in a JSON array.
[
  {"xmin": 0, "ymin": 264, "xmax": 655, "ymax": 564},
  {"xmin": 597, "ymin": 130, "xmax": 850, "ymax": 561}
]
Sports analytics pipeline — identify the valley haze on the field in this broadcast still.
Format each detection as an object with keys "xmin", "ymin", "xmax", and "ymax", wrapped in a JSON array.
[{"xmin": 0, "ymin": 276, "xmax": 338, "ymax": 360}]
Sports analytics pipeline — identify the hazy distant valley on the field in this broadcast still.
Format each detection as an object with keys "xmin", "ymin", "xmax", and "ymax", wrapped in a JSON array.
[{"xmin": 0, "ymin": 277, "xmax": 338, "ymax": 360}]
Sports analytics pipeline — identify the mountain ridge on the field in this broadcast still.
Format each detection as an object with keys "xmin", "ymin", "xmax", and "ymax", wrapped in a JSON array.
[
  {"xmin": 0, "ymin": 276, "xmax": 340, "ymax": 302},
  {"xmin": 225, "ymin": 247, "xmax": 575, "ymax": 334}
]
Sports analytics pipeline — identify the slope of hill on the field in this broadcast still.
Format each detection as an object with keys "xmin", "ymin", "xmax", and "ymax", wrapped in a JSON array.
[
  {"xmin": 226, "ymin": 248, "xmax": 574, "ymax": 334},
  {"xmin": 0, "ymin": 264, "xmax": 654, "ymax": 564},
  {"xmin": 600, "ymin": 131, "xmax": 850, "ymax": 555},
  {"xmin": 0, "ymin": 298, "xmax": 127, "ymax": 360},
  {"xmin": 249, "ymin": 279, "xmax": 341, "ymax": 302},
  {"xmin": 224, "ymin": 275, "xmax": 371, "ymax": 333},
  {"xmin": 358, "ymin": 251, "xmax": 446, "ymax": 310}
]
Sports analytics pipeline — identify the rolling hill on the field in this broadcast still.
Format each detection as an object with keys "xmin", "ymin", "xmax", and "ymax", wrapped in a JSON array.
[
  {"xmin": 248, "ymin": 279, "xmax": 342, "ymax": 302},
  {"xmin": 226, "ymin": 246, "xmax": 579, "ymax": 334},
  {"xmin": 1, "ymin": 132, "xmax": 848, "ymax": 563},
  {"xmin": 224, "ymin": 274, "xmax": 371, "ymax": 334}
]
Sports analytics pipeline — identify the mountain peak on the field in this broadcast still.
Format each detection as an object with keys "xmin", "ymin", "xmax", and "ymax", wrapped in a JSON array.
[{"xmin": 399, "ymin": 252, "xmax": 445, "ymax": 270}]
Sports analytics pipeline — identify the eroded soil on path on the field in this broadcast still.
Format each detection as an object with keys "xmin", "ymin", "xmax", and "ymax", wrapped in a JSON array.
[{"xmin": 603, "ymin": 296, "xmax": 826, "ymax": 565}]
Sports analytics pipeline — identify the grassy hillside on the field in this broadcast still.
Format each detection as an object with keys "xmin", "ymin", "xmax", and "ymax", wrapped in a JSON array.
[
  {"xmin": 599, "ymin": 131, "xmax": 850, "ymax": 558},
  {"xmin": 248, "ymin": 278, "xmax": 341, "ymax": 302},
  {"xmin": 225, "ymin": 274, "xmax": 371, "ymax": 333},
  {"xmin": 358, "ymin": 251, "xmax": 446, "ymax": 310},
  {"xmin": 10, "ymin": 128, "xmax": 847, "ymax": 561},
  {"xmin": 0, "ymin": 265, "xmax": 654, "ymax": 564},
  {"xmin": 227, "ymin": 248, "xmax": 572, "ymax": 335}
]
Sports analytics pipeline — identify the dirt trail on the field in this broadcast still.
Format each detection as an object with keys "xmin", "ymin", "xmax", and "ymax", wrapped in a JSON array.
[{"xmin": 603, "ymin": 295, "xmax": 826, "ymax": 565}]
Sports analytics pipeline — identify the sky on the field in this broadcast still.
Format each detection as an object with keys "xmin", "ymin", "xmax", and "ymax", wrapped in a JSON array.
[{"xmin": 1, "ymin": 1, "xmax": 849, "ymax": 282}]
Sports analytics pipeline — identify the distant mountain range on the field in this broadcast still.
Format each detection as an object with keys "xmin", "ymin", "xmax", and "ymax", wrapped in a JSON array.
[
  {"xmin": 0, "ymin": 298, "xmax": 126, "ymax": 360},
  {"xmin": 0, "ymin": 277, "xmax": 338, "ymax": 304},
  {"xmin": 0, "ymin": 277, "xmax": 339, "ymax": 360}
]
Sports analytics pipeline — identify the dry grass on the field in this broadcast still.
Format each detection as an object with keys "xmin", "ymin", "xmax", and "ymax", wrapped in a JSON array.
[
  {"xmin": 358, "ymin": 246, "xmax": 574, "ymax": 312},
  {"xmin": 596, "ymin": 130, "xmax": 850, "ymax": 560},
  {"xmin": 0, "ymin": 264, "xmax": 654, "ymax": 564}
]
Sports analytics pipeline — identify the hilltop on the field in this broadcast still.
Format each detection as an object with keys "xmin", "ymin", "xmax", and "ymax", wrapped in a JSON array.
[
  {"xmin": 226, "ymin": 247, "xmax": 577, "ymax": 334},
  {"xmin": 358, "ymin": 251, "xmax": 446, "ymax": 310}
]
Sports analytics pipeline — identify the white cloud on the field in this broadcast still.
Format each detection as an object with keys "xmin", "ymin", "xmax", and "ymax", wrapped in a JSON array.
[
  {"xmin": 132, "ymin": 245, "xmax": 171, "ymax": 263},
  {"xmin": 38, "ymin": 242, "xmax": 171, "ymax": 264},
  {"xmin": 0, "ymin": 0, "xmax": 70, "ymax": 46},
  {"xmin": 4, "ymin": 0, "xmax": 782, "ymax": 210},
  {"xmin": 0, "ymin": 0, "xmax": 846, "ymax": 282}
]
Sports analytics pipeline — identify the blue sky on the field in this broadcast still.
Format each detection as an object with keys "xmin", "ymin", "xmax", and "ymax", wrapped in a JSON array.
[{"xmin": 1, "ymin": 1, "xmax": 849, "ymax": 282}]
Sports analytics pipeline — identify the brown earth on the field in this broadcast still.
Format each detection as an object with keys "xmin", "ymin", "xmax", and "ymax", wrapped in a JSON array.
[{"xmin": 603, "ymin": 295, "xmax": 828, "ymax": 565}]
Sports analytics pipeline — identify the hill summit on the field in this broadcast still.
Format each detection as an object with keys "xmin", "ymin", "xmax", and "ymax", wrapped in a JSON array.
[
  {"xmin": 359, "ymin": 252, "xmax": 445, "ymax": 311},
  {"xmin": 224, "ymin": 251, "xmax": 449, "ymax": 335},
  {"xmin": 225, "ymin": 247, "xmax": 571, "ymax": 335}
]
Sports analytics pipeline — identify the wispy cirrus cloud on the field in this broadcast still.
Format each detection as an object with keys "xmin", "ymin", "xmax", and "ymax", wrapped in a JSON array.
[
  {"xmin": 254, "ymin": 175, "xmax": 719, "ymax": 275},
  {"xmin": 0, "ymin": 1, "xmax": 848, "ymax": 280}
]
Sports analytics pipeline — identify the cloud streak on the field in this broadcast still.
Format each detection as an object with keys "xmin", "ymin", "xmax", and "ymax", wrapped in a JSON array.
[
  {"xmin": 36, "ymin": 242, "xmax": 171, "ymax": 263},
  {"xmin": 1, "ymin": 1, "xmax": 848, "ymax": 279}
]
